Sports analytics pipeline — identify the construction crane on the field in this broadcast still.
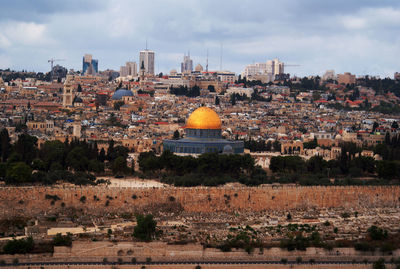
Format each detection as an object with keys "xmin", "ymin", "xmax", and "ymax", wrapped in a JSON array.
[
  {"xmin": 283, "ymin": 64, "xmax": 301, "ymax": 68},
  {"xmin": 48, "ymin": 58, "xmax": 65, "ymax": 81},
  {"xmin": 282, "ymin": 64, "xmax": 301, "ymax": 77}
]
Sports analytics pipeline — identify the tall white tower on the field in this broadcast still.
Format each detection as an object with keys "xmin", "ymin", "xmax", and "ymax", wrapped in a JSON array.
[
  {"xmin": 273, "ymin": 58, "xmax": 284, "ymax": 76},
  {"xmin": 139, "ymin": 50, "xmax": 155, "ymax": 75}
]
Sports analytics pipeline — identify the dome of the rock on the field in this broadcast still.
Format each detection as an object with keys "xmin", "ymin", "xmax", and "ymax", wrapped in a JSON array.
[
  {"xmin": 163, "ymin": 106, "xmax": 243, "ymax": 155},
  {"xmin": 185, "ymin": 107, "xmax": 222, "ymax": 130}
]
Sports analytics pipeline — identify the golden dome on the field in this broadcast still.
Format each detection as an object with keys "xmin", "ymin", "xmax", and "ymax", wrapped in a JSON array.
[{"xmin": 185, "ymin": 107, "xmax": 222, "ymax": 130}]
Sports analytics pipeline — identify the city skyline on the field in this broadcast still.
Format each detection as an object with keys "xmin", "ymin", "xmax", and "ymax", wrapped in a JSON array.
[{"xmin": 0, "ymin": 0, "xmax": 399, "ymax": 77}]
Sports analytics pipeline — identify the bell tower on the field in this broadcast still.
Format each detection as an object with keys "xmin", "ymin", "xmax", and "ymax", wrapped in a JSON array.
[{"xmin": 63, "ymin": 75, "xmax": 74, "ymax": 107}]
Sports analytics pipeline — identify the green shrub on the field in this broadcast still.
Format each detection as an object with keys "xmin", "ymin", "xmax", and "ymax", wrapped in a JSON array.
[
  {"xmin": 45, "ymin": 194, "xmax": 61, "ymax": 201},
  {"xmin": 380, "ymin": 243, "xmax": 395, "ymax": 253},
  {"xmin": 3, "ymin": 237, "xmax": 34, "ymax": 254},
  {"xmin": 373, "ymin": 258, "xmax": 386, "ymax": 269},
  {"xmin": 53, "ymin": 233, "xmax": 72, "ymax": 247},
  {"xmin": 133, "ymin": 214, "xmax": 157, "ymax": 241},
  {"xmin": 341, "ymin": 212, "xmax": 350, "ymax": 219},
  {"xmin": 355, "ymin": 241, "xmax": 375, "ymax": 252},
  {"xmin": 368, "ymin": 226, "xmax": 388, "ymax": 240}
]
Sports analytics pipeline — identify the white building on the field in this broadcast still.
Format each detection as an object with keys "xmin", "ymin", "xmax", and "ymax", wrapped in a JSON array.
[
  {"xmin": 226, "ymin": 87, "xmax": 254, "ymax": 98},
  {"xmin": 242, "ymin": 64, "xmax": 257, "ymax": 77},
  {"xmin": 216, "ymin": 71, "xmax": 236, "ymax": 83},
  {"xmin": 322, "ymin": 70, "xmax": 336, "ymax": 81},
  {"xmin": 273, "ymin": 59, "xmax": 284, "ymax": 76},
  {"xmin": 139, "ymin": 50, "xmax": 155, "ymax": 75},
  {"xmin": 241, "ymin": 58, "xmax": 284, "ymax": 78}
]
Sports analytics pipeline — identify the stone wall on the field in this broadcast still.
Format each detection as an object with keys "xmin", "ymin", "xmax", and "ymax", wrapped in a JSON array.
[
  {"xmin": 0, "ymin": 264, "xmax": 395, "ymax": 269},
  {"xmin": 53, "ymin": 241, "xmax": 400, "ymax": 261},
  {"xmin": 1, "ymin": 185, "xmax": 399, "ymax": 218},
  {"xmin": 0, "ymin": 241, "xmax": 398, "ymax": 268}
]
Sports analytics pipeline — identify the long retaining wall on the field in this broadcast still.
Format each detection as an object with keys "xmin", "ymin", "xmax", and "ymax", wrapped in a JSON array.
[
  {"xmin": 0, "ymin": 242, "xmax": 399, "ymax": 268},
  {"xmin": 1, "ymin": 185, "xmax": 399, "ymax": 218}
]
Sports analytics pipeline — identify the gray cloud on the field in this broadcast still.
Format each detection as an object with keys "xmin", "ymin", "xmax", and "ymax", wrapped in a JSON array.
[
  {"xmin": 0, "ymin": 0, "xmax": 399, "ymax": 77},
  {"xmin": 0, "ymin": 0, "xmax": 104, "ymax": 22}
]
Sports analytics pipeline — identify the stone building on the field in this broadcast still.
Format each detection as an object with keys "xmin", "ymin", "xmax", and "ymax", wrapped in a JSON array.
[{"xmin": 62, "ymin": 75, "xmax": 75, "ymax": 107}]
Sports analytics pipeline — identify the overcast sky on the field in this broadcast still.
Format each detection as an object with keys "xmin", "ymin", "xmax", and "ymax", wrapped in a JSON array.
[{"xmin": 0, "ymin": 0, "xmax": 399, "ymax": 77}]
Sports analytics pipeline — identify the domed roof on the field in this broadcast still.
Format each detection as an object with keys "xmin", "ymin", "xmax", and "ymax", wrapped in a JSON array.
[
  {"xmin": 112, "ymin": 89, "xmax": 133, "ymax": 100},
  {"xmin": 186, "ymin": 107, "xmax": 221, "ymax": 130},
  {"xmin": 223, "ymin": 145, "xmax": 233, "ymax": 154},
  {"xmin": 195, "ymin": 64, "xmax": 203, "ymax": 72}
]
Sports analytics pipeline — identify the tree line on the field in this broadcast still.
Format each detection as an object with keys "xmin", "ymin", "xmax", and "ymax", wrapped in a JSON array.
[
  {"xmin": 0, "ymin": 70, "xmax": 52, "ymax": 83},
  {"xmin": 269, "ymin": 142, "xmax": 400, "ymax": 184},
  {"xmin": 0, "ymin": 129, "xmax": 133, "ymax": 185},
  {"xmin": 170, "ymin": 85, "xmax": 201, "ymax": 97},
  {"xmin": 328, "ymin": 101, "xmax": 400, "ymax": 115},
  {"xmin": 244, "ymin": 139, "xmax": 280, "ymax": 152},
  {"xmin": 138, "ymin": 150, "xmax": 267, "ymax": 186}
]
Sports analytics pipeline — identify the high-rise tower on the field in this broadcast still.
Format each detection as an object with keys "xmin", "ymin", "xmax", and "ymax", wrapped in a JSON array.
[
  {"xmin": 139, "ymin": 50, "xmax": 155, "ymax": 75},
  {"xmin": 181, "ymin": 52, "xmax": 193, "ymax": 73},
  {"xmin": 82, "ymin": 54, "xmax": 98, "ymax": 75}
]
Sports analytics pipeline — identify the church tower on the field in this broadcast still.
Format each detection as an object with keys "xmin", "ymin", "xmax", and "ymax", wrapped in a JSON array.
[
  {"xmin": 63, "ymin": 75, "xmax": 74, "ymax": 107},
  {"xmin": 140, "ymin": 61, "xmax": 146, "ymax": 80}
]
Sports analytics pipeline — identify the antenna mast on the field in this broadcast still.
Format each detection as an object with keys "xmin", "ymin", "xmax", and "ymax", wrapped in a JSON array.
[{"xmin": 206, "ymin": 49, "xmax": 209, "ymax": 73}]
